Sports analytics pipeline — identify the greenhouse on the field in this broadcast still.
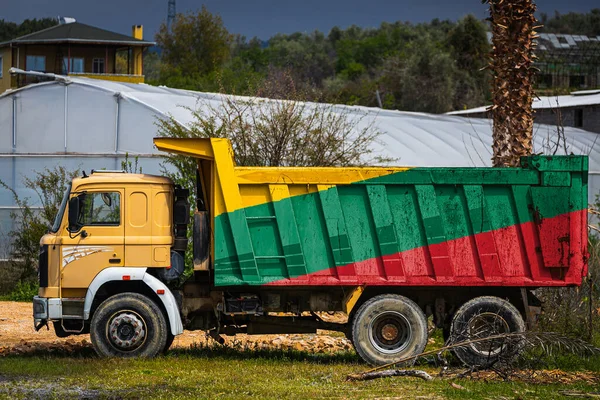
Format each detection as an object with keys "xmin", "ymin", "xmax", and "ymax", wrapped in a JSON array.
[{"xmin": 0, "ymin": 74, "xmax": 599, "ymax": 253}]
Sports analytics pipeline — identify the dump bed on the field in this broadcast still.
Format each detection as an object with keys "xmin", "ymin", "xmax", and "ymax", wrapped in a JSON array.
[{"xmin": 155, "ymin": 138, "xmax": 588, "ymax": 288}]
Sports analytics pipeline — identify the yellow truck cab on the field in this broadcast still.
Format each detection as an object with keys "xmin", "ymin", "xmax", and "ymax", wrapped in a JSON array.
[{"xmin": 34, "ymin": 171, "xmax": 185, "ymax": 356}]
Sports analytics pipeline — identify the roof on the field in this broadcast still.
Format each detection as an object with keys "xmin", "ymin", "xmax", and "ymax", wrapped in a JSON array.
[
  {"xmin": 0, "ymin": 22, "xmax": 154, "ymax": 47},
  {"xmin": 486, "ymin": 31, "xmax": 600, "ymax": 51},
  {"xmin": 2, "ymin": 74, "xmax": 598, "ymax": 172},
  {"xmin": 72, "ymin": 173, "xmax": 172, "ymax": 188},
  {"xmin": 447, "ymin": 91, "xmax": 600, "ymax": 116},
  {"xmin": 537, "ymin": 33, "xmax": 600, "ymax": 51},
  {"xmin": 0, "ymin": 73, "xmax": 598, "ymax": 221}
]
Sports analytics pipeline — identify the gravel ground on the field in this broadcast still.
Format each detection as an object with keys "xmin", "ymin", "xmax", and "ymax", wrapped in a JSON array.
[{"xmin": 0, "ymin": 301, "xmax": 352, "ymax": 356}]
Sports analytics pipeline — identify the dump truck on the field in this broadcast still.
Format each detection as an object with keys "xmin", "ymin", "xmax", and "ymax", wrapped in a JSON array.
[{"xmin": 32, "ymin": 137, "xmax": 588, "ymax": 366}]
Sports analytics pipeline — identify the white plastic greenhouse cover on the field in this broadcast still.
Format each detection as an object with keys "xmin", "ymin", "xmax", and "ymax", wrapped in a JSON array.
[{"xmin": 0, "ymin": 76, "xmax": 599, "ymax": 254}]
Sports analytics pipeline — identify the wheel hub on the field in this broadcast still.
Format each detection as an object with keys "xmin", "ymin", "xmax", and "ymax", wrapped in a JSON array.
[
  {"xmin": 381, "ymin": 324, "xmax": 399, "ymax": 341},
  {"xmin": 368, "ymin": 311, "xmax": 412, "ymax": 354},
  {"xmin": 108, "ymin": 312, "xmax": 146, "ymax": 350}
]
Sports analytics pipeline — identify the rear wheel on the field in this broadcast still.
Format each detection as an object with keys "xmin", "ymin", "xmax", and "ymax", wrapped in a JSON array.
[
  {"xmin": 90, "ymin": 293, "xmax": 167, "ymax": 358},
  {"xmin": 352, "ymin": 294, "xmax": 428, "ymax": 366},
  {"xmin": 449, "ymin": 296, "xmax": 525, "ymax": 367}
]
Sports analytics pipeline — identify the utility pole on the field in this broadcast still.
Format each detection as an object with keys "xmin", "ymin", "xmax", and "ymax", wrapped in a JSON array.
[{"xmin": 167, "ymin": 0, "xmax": 176, "ymax": 32}]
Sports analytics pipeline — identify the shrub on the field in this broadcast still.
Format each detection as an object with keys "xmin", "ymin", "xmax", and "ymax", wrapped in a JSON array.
[{"xmin": 0, "ymin": 166, "xmax": 78, "ymax": 286}]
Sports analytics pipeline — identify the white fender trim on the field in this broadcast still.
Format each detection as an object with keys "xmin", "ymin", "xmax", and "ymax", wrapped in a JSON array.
[
  {"xmin": 142, "ymin": 273, "xmax": 184, "ymax": 335},
  {"xmin": 84, "ymin": 267, "xmax": 147, "ymax": 320},
  {"xmin": 83, "ymin": 267, "xmax": 183, "ymax": 336}
]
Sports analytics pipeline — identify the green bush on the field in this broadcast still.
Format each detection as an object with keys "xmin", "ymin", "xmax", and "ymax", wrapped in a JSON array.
[
  {"xmin": 1, "ymin": 280, "xmax": 38, "ymax": 302},
  {"xmin": 0, "ymin": 166, "xmax": 78, "ymax": 294}
]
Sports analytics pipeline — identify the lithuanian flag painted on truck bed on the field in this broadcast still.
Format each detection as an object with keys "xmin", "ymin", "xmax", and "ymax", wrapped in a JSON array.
[{"xmin": 154, "ymin": 138, "xmax": 589, "ymax": 288}]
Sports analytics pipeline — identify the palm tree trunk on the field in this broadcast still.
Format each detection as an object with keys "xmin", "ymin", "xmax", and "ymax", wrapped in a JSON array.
[{"xmin": 487, "ymin": 0, "xmax": 538, "ymax": 167}]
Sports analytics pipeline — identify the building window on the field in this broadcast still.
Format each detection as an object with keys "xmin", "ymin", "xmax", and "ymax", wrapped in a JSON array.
[
  {"xmin": 62, "ymin": 57, "xmax": 84, "ymax": 74},
  {"xmin": 537, "ymin": 74, "xmax": 553, "ymax": 88},
  {"xmin": 92, "ymin": 58, "xmax": 105, "ymax": 74},
  {"xmin": 569, "ymin": 75, "xmax": 585, "ymax": 88},
  {"xmin": 574, "ymin": 109, "xmax": 583, "ymax": 128},
  {"xmin": 26, "ymin": 55, "xmax": 46, "ymax": 72}
]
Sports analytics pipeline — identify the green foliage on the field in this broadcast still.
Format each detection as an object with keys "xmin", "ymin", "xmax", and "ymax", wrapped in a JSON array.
[
  {"xmin": 148, "ymin": 7, "xmax": 494, "ymax": 111},
  {"xmin": 0, "ymin": 166, "xmax": 78, "ymax": 283},
  {"xmin": 142, "ymin": 51, "xmax": 161, "ymax": 84},
  {"xmin": 121, "ymin": 153, "xmax": 142, "ymax": 174},
  {"xmin": 148, "ymin": 9, "xmax": 599, "ymax": 112},
  {"xmin": 541, "ymin": 8, "xmax": 600, "ymax": 36},
  {"xmin": 0, "ymin": 280, "xmax": 38, "ymax": 302},
  {"xmin": 0, "ymin": 18, "xmax": 57, "ymax": 42},
  {"xmin": 156, "ymin": 6, "xmax": 233, "ymax": 84}
]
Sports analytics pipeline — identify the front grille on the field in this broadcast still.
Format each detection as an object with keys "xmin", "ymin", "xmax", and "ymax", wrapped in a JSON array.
[{"xmin": 38, "ymin": 245, "xmax": 48, "ymax": 288}]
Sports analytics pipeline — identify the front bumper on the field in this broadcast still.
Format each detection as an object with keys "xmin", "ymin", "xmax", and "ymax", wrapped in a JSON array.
[{"xmin": 33, "ymin": 296, "xmax": 48, "ymax": 329}]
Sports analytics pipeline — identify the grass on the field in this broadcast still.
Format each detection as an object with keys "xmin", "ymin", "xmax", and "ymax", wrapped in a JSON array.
[{"xmin": 1, "ymin": 342, "xmax": 599, "ymax": 399}]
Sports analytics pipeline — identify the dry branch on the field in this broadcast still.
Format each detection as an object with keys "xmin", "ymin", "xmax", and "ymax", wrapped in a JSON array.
[
  {"xmin": 347, "ymin": 331, "xmax": 600, "ymax": 381},
  {"xmin": 347, "ymin": 369, "xmax": 433, "ymax": 382},
  {"xmin": 559, "ymin": 391, "xmax": 600, "ymax": 398},
  {"xmin": 588, "ymin": 208, "xmax": 600, "ymax": 216}
]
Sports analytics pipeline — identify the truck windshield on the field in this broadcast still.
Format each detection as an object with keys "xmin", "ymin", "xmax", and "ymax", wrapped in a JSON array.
[{"xmin": 50, "ymin": 184, "xmax": 71, "ymax": 233}]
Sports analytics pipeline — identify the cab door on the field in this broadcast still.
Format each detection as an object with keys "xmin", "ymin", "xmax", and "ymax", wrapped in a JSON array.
[{"xmin": 60, "ymin": 190, "xmax": 125, "ymax": 289}]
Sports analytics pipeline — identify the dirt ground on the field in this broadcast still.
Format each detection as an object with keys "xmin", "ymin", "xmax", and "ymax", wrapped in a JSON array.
[{"xmin": 0, "ymin": 301, "xmax": 352, "ymax": 355}]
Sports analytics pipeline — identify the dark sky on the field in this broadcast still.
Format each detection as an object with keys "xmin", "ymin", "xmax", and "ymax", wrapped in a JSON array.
[{"xmin": 2, "ymin": 0, "xmax": 597, "ymax": 41}]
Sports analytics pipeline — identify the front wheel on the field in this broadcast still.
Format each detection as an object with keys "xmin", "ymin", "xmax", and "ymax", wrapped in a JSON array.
[
  {"xmin": 90, "ymin": 292, "xmax": 168, "ymax": 358},
  {"xmin": 352, "ymin": 294, "xmax": 428, "ymax": 366}
]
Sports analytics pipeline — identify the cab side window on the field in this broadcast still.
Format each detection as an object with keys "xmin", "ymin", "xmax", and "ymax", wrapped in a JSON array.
[{"xmin": 79, "ymin": 192, "xmax": 120, "ymax": 226}]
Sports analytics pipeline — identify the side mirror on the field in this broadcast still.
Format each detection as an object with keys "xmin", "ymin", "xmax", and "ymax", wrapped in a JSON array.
[{"xmin": 68, "ymin": 197, "xmax": 80, "ymax": 232}]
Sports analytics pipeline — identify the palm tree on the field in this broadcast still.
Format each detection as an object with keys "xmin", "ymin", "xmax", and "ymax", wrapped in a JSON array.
[{"xmin": 486, "ymin": 0, "xmax": 538, "ymax": 167}]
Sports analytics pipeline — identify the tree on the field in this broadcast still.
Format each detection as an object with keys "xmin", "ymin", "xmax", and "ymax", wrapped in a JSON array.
[
  {"xmin": 0, "ymin": 166, "xmax": 78, "ymax": 283},
  {"xmin": 0, "ymin": 18, "xmax": 57, "ymax": 42},
  {"xmin": 267, "ymin": 31, "xmax": 335, "ymax": 86},
  {"xmin": 156, "ymin": 73, "xmax": 389, "ymax": 194},
  {"xmin": 447, "ymin": 15, "xmax": 490, "ymax": 109},
  {"xmin": 155, "ymin": 6, "xmax": 233, "ymax": 84},
  {"xmin": 486, "ymin": 0, "xmax": 538, "ymax": 167},
  {"xmin": 143, "ymin": 50, "xmax": 161, "ymax": 83},
  {"xmin": 540, "ymin": 9, "xmax": 600, "ymax": 36},
  {"xmin": 378, "ymin": 39, "xmax": 457, "ymax": 114}
]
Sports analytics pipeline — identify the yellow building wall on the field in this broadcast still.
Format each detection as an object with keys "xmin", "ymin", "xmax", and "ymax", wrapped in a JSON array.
[
  {"xmin": 0, "ymin": 47, "xmax": 13, "ymax": 93},
  {"xmin": 7, "ymin": 44, "xmax": 145, "ymax": 86},
  {"xmin": 17, "ymin": 45, "xmax": 115, "ymax": 74}
]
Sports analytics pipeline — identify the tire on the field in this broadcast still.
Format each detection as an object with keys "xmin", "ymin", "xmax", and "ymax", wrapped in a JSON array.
[
  {"xmin": 449, "ymin": 296, "xmax": 525, "ymax": 367},
  {"xmin": 90, "ymin": 293, "xmax": 168, "ymax": 358},
  {"xmin": 163, "ymin": 332, "xmax": 175, "ymax": 354},
  {"xmin": 352, "ymin": 294, "xmax": 428, "ymax": 366}
]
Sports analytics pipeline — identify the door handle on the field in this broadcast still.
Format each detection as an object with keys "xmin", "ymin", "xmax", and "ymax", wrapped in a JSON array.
[{"xmin": 109, "ymin": 258, "xmax": 121, "ymax": 264}]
